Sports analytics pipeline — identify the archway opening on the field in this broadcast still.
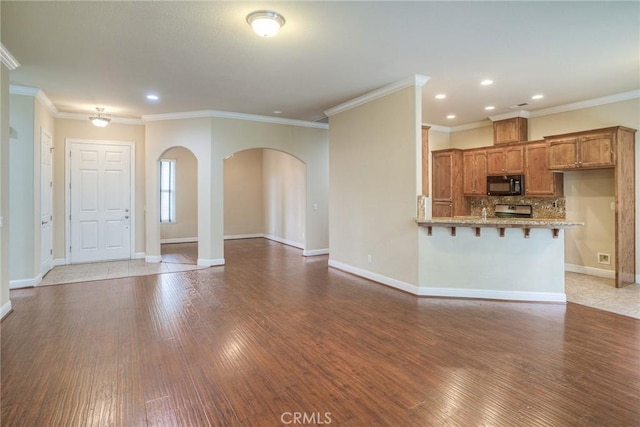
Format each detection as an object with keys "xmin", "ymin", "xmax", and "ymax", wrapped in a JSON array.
[
  {"xmin": 158, "ymin": 146, "xmax": 199, "ymax": 265},
  {"xmin": 224, "ymin": 148, "xmax": 306, "ymax": 251}
]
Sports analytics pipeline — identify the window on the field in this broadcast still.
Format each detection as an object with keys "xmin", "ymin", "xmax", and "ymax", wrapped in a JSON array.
[{"xmin": 160, "ymin": 159, "xmax": 176, "ymax": 223}]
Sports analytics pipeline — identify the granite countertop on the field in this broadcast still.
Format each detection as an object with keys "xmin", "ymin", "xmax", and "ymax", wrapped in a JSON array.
[{"xmin": 416, "ymin": 216, "xmax": 584, "ymax": 228}]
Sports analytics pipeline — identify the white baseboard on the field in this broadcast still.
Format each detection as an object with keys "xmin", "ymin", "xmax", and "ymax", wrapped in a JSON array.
[
  {"xmin": 329, "ymin": 259, "xmax": 566, "ymax": 302},
  {"xmin": 1, "ymin": 300, "xmax": 12, "ymax": 320},
  {"xmin": 328, "ymin": 259, "xmax": 421, "ymax": 295},
  {"xmin": 303, "ymin": 248, "xmax": 329, "ymax": 257},
  {"xmin": 197, "ymin": 258, "xmax": 225, "ymax": 267},
  {"xmin": 54, "ymin": 258, "xmax": 66, "ymax": 266},
  {"xmin": 263, "ymin": 234, "xmax": 304, "ymax": 250},
  {"xmin": 145, "ymin": 255, "xmax": 163, "ymax": 263},
  {"xmin": 161, "ymin": 237, "xmax": 198, "ymax": 244},
  {"xmin": 133, "ymin": 252, "xmax": 146, "ymax": 260},
  {"xmin": 415, "ymin": 287, "xmax": 567, "ymax": 303},
  {"xmin": 224, "ymin": 233, "xmax": 264, "ymax": 240},
  {"xmin": 565, "ymin": 263, "xmax": 615, "ymax": 279},
  {"xmin": 10, "ymin": 274, "xmax": 42, "ymax": 289}
]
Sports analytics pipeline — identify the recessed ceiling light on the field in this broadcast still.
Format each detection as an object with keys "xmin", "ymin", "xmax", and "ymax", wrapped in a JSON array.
[
  {"xmin": 435, "ymin": 94, "xmax": 447, "ymax": 100},
  {"xmin": 446, "ymin": 114, "xmax": 456, "ymax": 119},
  {"xmin": 146, "ymin": 94, "xmax": 159, "ymax": 101},
  {"xmin": 480, "ymin": 79, "xmax": 494, "ymax": 86},
  {"xmin": 485, "ymin": 106, "xmax": 495, "ymax": 110},
  {"xmin": 273, "ymin": 110, "xmax": 283, "ymax": 114},
  {"xmin": 531, "ymin": 94, "xmax": 544, "ymax": 100}
]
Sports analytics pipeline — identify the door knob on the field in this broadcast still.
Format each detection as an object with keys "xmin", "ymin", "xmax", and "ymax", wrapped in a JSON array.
[{"xmin": 124, "ymin": 215, "xmax": 129, "ymax": 219}]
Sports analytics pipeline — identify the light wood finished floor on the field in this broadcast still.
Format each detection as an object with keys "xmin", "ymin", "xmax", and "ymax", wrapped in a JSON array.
[{"xmin": 2, "ymin": 239, "xmax": 639, "ymax": 426}]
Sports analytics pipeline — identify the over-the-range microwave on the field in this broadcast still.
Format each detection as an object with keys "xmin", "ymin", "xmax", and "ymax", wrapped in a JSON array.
[{"xmin": 486, "ymin": 175, "xmax": 524, "ymax": 196}]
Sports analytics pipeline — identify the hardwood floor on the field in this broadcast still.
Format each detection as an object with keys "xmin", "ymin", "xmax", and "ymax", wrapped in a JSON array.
[
  {"xmin": 2, "ymin": 238, "xmax": 639, "ymax": 426},
  {"xmin": 161, "ymin": 242, "xmax": 199, "ymax": 265}
]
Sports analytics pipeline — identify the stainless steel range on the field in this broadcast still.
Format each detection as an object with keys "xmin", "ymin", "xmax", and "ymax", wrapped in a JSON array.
[{"xmin": 494, "ymin": 204, "xmax": 533, "ymax": 219}]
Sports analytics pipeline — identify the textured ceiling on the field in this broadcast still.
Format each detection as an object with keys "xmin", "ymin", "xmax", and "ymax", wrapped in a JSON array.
[{"xmin": 2, "ymin": 1, "xmax": 639, "ymax": 126}]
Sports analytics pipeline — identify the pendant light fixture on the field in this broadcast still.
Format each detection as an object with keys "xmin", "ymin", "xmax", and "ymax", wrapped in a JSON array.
[
  {"xmin": 89, "ymin": 107, "xmax": 111, "ymax": 127},
  {"xmin": 246, "ymin": 10, "xmax": 285, "ymax": 37}
]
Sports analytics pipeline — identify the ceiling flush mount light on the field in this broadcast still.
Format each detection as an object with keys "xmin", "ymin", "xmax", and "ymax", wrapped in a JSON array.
[
  {"xmin": 246, "ymin": 10, "xmax": 285, "ymax": 37},
  {"xmin": 480, "ymin": 79, "xmax": 494, "ymax": 86},
  {"xmin": 531, "ymin": 94, "xmax": 544, "ymax": 100},
  {"xmin": 89, "ymin": 107, "xmax": 111, "ymax": 127},
  {"xmin": 435, "ymin": 94, "xmax": 447, "ymax": 100}
]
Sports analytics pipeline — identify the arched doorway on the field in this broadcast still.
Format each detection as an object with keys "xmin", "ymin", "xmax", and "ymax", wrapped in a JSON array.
[
  {"xmin": 158, "ymin": 146, "xmax": 199, "ymax": 265},
  {"xmin": 223, "ymin": 148, "xmax": 306, "ymax": 250}
]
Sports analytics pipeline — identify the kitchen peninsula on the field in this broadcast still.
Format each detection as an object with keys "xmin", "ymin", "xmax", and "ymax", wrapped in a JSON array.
[{"xmin": 415, "ymin": 199, "xmax": 583, "ymax": 302}]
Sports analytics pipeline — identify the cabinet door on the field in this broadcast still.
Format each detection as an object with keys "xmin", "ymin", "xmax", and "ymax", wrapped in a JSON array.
[
  {"xmin": 548, "ymin": 137, "xmax": 578, "ymax": 169},
  {"xmin": 432, "ymin": 152, "xmax": 452, "ymax": 201},
  {"xmin": 579, "ymin": 133, "xmax": 614, "ymax": 168},
  {"xmin": 525, "ymin": 143, "xmax": 556, "ymax": 195},
  {"xmin": 486, "ymin": 148, "xmax": 505, "ymax": 174},
  {"xmin": 432, "ymin": 202, "xmax": 453, "ymax": 218},
  {"xmin": 504, "ymin": 146, "xmax": 524, "ymax": 173},
  {"xmin": 493, "ymin": 117, "xmax": 528, "ymax": 144},
  {"xmin": 474, "ymin": 151, "xmax": 487, "ymax": 195},
  {"xmin": 462, "ymin": 151, "xmax": 475, "ymax": 195}
]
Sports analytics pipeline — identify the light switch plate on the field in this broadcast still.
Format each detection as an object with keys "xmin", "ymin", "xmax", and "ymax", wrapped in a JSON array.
[{"xmin": 0, "ymin": 216, "xmax": 3, "ymax": 228}]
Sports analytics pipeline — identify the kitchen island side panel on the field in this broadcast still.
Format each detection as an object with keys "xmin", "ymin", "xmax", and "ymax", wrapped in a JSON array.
[{"xmin": 418, "ymin": 226, "xmax": 565, "ymax": 301}]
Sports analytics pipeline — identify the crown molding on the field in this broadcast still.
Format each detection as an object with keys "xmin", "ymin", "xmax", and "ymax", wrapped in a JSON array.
[
  {"xmin": 324, "ymin": 74, "xmax": 430, "ymax": 118},
  {"xmin": 142, "ymin": 110, "xmax": 328, "ymax": 129},
  {"xmin": 0, "ymin": 43, "xmax": 20, "ymax": 70},
  {"xmin": 423, "ymin": 123, "xmax": 450, "ymax": 133},
  {"xmin": 35, "ymin": 91, "xmax": 58, "ymax": 116},
  {"xmin": 57, "ymin": 112, "xmax": 144, "ymax": 125},
  {"xmin": 529, "ymin": 90, "xmax": 640, "ymax": 118},
  {"xmin": 9, "ymin": 84, "xmax": 39, "ymax": 96},
  {"xmin": 488, "ymin": 110, "xmax": 531, "ymax": 122}
]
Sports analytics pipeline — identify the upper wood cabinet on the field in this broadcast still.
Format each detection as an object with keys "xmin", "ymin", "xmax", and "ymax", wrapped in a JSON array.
[
  {"xmin": 432, "ymin": 149, "xmax": 467, "ymax": 217},
  {"xmin": 493, "ymin": 117, "xmax": 528, "ymax": 145},
  {"xmin": 463, "ymin": 149, "xmax": 487, "ymax": 196},
  {"xmin": 486, "ymin": 145, "xmax": 524, "ymax": 175},
  {"xmin": 545, "ymin": 127, "xmax": 631, "ymax": 170},
  {"xmin": 524, "ymin": 141, "xmax": 563, "ymax": 196}
]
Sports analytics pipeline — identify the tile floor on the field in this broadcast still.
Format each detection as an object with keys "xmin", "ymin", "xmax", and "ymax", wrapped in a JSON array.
[
  {"xmin": 40, "ymin": 258, "xmax": 206, "ymax": 286},
  {"xmin": 565, "ymin": 271, "xmax": 640, "ymax": 319},
  {"xmin": 39, "ymin": 259, "xmax": 639, "ymax": 319}
]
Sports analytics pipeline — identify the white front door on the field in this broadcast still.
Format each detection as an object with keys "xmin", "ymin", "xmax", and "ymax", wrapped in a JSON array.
[
  {"xmin": 70, "ymin": 142, "xmax": 131, "ymax": 263},
  {"xmin": 40, "ymin": 129, "xmax": 53, "ymax": 275}
]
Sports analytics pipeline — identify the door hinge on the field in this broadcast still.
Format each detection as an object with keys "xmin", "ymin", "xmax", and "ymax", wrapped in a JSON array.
[
  {"xmin": 50, "ymin": 249, "xmax": 53, "ymax": 255},
  {"xmin": 50, "ymin": 181, "xmax": 53, "ymax": 188},
  {"xmin": 69, "ymin": 246, "xmax": 72, "ymax": 252}
]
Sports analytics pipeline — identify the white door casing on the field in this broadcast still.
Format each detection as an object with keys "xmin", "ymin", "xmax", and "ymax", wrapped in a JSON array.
[
  {"xmin": 67, "ymin": 140, "xmax": 134, "ymax": 264},
  {"xmin": 40, "ymin": 128, "xmax": 53, "ymax": 276}
]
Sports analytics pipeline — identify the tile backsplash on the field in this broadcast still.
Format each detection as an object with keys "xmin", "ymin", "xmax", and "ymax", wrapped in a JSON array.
[{"xmin": 469, "ymin": 196, "xmax": 565, "ymax": 219}]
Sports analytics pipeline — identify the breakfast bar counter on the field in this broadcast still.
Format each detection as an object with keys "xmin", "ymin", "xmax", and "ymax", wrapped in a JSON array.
[{"xmin": 416, "ymin": 216, "xmax": 584, "ymax": 238}]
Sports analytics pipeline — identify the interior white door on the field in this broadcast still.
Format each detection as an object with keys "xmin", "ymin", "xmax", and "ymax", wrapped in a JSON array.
[
  {"xmin": 40, "ymin": 129, "xmax": 53, "ymax": 275},
  {"xmin": 70, "ymin": 142, "xmax": 131, "ymax": 263}
]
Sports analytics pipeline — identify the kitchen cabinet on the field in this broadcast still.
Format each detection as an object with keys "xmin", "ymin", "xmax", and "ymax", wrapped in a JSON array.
[
  {"xmin": 463, "ymin": 149, "xmax": 487, "ymax": 195},
  {"xmin": 544, "ymin": 126, "xmax": 637, "ymax": 287},
  {"xmin": 524, "ymin": 141, "xmax": 563, "ymax": 196},
  {"xmin": 486, "ymin": 145, "xmax": 523, "ymax": 175},
  {"xmin": 546, "ymin": 128, "xmax": 622, "ymax": 170},
  {"xmin": 432, "ymin": 149, "xmax": 468, "ymax": 217},
  {"xmin": 493, "ymin": 117, "xmax": 528, "ymax": 144}
]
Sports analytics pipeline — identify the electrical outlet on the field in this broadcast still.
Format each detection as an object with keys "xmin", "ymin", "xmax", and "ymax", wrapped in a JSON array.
[
  {"xmin": 0, "ymin": 216, "xmax": 3, "ymax": 228},
  {"xmin": 597, "ymin": 253, "xmax": 611, "ymax": 265},
  {"xmin": 367, "ymin": 254, "xmax": 372, "ymax": 263},
  {"xmin": 313, "ymin": 203, "xmax": 318, "ymax": 211},
  {"xmin": 610, "ymin": 202, "xmax": 615, "ymax": 211}
]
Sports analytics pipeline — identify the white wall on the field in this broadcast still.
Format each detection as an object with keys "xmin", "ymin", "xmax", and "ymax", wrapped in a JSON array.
[
  {"xmin": 160, "ymin": 146, "xmax": 198, "ymax": 242},
  {"xmin": 1, "ymin": 62, "xmax": 11, "ymax": 317},
  {"xmin": 329, "ymin": 85, "xmax": 421, "ymax": 287},
  {"xmin": 8, "ymin": 94, "xmax": 34, "ymax": 281},
  {"xmin": 263, "ymin": 149, "xmax": 306, "ymax": 247}
]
